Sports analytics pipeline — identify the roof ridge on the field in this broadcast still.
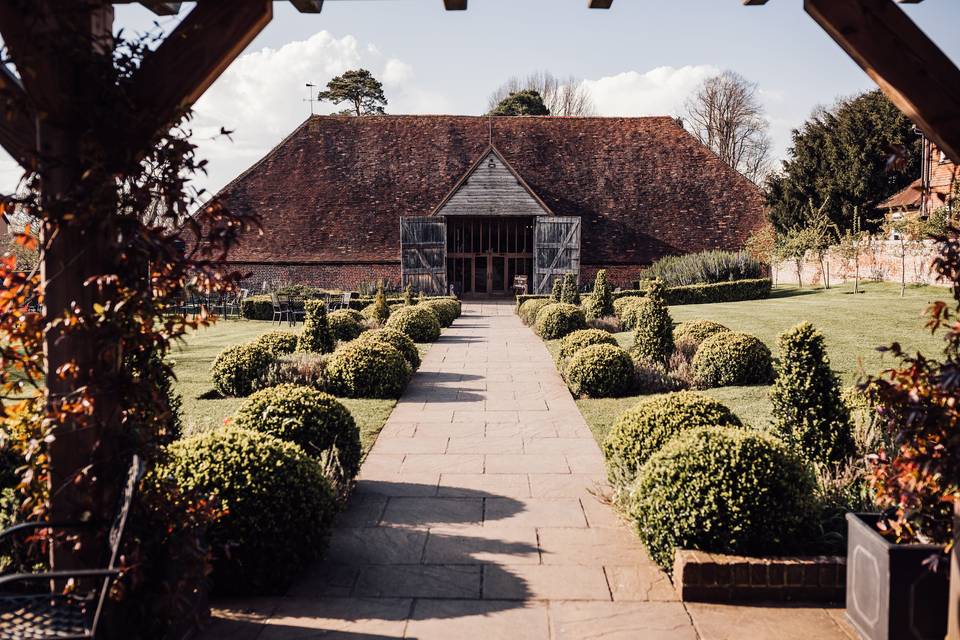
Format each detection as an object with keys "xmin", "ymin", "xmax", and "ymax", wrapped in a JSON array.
[{"xmin": 304, "ymin": 114, "xmax": 676, "ymax": 121}]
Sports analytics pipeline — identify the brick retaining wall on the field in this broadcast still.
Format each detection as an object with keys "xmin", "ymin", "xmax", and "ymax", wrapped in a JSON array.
[{"xmin": 673, "ymin": 550, "xmax": 846, "ymax": 604}]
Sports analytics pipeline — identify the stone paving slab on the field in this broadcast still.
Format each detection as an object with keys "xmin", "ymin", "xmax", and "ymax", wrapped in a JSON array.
[{"xmin": 201, "ymin": 301, "xmax": 857, "ymax": 639}]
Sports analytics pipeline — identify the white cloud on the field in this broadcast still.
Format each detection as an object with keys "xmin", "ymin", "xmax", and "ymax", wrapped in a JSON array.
[
  {"xmin": 382, "ymin": 59, "xmax": 415, "ymax": 87},
  {"xmin": 584, "ymin": 65, "xmax": 720, "ymax": 117},
  {"xmin": 189, "ymin": 31, "xmax": 442, "ymax": 196}
]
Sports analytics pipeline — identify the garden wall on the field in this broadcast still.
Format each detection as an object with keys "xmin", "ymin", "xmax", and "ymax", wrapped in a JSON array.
[
  {"xmin": 771, "ymin": 239, "xmax": 948, "ymax": 288},
  {"xmin": 581, "ymin": 264, "xmax": 647, "ymax": 289},
  {"xmin": 233, "ymin": 261, "xmax": 401, "ymax": 293}
]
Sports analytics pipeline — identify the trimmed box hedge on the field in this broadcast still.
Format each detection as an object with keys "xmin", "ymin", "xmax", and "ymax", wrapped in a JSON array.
[
  {"xmin": 609, "ymin": 278, "xmax": 772, "ymax": 305},
  {"xmin": 664, "ymin": 278, "xmax": 772, "ymax": 305}
]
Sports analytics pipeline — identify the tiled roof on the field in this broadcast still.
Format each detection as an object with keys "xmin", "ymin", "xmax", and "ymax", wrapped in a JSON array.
[
  {"xmin": 216, "ymin": 115, "xmax": 765, "ymax": 264},
  {"xmin": 880, "ymin": 153, "xmax": 957, "ymax": 210}
]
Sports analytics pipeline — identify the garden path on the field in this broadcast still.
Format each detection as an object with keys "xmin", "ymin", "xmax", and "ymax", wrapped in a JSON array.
[{"xmin": 201, "ymin": 301, "xmax": 856, "ymax": 639}]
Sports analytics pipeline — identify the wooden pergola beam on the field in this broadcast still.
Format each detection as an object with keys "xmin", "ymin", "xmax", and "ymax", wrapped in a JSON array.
[
  {"xmin": 444, "ymin": 0, "xmax": 467, "ymax": 10},
  {"xmin": 588, "ymin": 0, "xmax": 613, "ymax": 7},
  {"xmin": 130, "ymin": 0, "xmax": 272, "ymax": 150},
  {"xmin": 288, "ymin": 0, "xmax": 324, "ymax": 12},
  {"xmin": 804, "ymin": 0, "xmax": 960, "ymax": 163},
  {"xmin": 742, "ymin": 1, "xmax": 927, "ymax": 4},
  {"xmin": 138, "ymin": 1, "xmax": 181, "ymax": 14},
  {"xmin": 0, "ymin": 63, "xmax": 36, "ymax": 169}
]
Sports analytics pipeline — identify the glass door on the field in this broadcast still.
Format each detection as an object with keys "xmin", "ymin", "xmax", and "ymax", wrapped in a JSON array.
[
  {"xmin": 491, "ymin": 256, "xmax": 506, "ymax": 294},
  {"xmin": 474, "ymin": 256, "xmax": 487, "ymax": 294}
]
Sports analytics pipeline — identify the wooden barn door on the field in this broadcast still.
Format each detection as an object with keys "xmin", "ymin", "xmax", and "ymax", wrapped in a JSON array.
[
  {"xmin": 533, "ymin": 216, "xmax": 581, "ymax": 293},
  {"xmin": 400, "ymin": 216, "xmax": 447, "ymax": 295}
]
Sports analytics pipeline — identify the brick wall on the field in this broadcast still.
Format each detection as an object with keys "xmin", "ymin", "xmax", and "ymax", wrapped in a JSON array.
[
  {"xmin": 233, "ymin": 261, "xmax": 647, "ymax": 294},
  {"xmin": 772, "ymin": 239, "xmax": 948, "ymax": 288},
  {"xmin": 581, "ymin": 264, "xmax": 647, "ymax": 289},
  {"xmin": 233, "ymin": 262, "xmax": 401, "ymax": 292},
  {"xmin": 673, "ymin": 550, "xmax": 845, "ymax": 603}
]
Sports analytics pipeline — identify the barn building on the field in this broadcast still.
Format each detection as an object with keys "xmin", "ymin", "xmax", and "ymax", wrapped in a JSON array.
[{"xmin": 216, "ymin": 115, "xmax": 765, "ymax": 295}]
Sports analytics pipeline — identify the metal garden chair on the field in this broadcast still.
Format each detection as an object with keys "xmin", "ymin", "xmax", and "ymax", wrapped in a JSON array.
[
  {"xmin": 270, "ymin": 292, "xmax": 286, "ymax": 325},
  {"xmin": 328, "ymin": 292, "xmax": 352, "ymax": 311},
  {"xmin": 0, "ymin": 455, "xmax": 143, "ymax": 640},
  {"xmin": 287, "ymin": 296, "xmax": 305, "ymax": 325}
]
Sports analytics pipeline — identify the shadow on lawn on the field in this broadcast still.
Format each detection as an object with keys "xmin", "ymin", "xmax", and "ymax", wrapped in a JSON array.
[
  {"xmin": 767, "ymin": 287, "xmax": 823, "ymax": 300},
  {"xmin": 199, "ymin": 482, "xmax": 533, "ymax": 639}
]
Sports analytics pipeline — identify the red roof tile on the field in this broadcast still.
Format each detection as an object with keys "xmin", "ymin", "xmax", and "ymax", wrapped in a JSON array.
[{"xmin": 216, "ymin": 115, "xmax": 765, "ymax": 265}]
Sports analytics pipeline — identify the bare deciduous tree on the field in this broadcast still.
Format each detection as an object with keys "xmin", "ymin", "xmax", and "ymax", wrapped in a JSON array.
[
  {"xmin": 487, "ymin": 71, "xmax": 596, "ymax": 117},
  {"xmin": 683, "ymin": 70, "xmax": 773, "ymax": 184}
]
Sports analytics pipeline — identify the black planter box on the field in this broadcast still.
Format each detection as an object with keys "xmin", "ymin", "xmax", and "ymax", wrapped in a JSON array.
[{"xmin": 846, "ymin": 513, "xmax": 949, "ymax": 640}]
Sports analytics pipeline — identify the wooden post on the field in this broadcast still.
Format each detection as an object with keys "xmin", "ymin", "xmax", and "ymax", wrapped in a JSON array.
[
  {"xmin": 32, "ymin": 2, "xmax": 120, "ymax": 572},
  {"xmin": 949, "ymin": 501, "xmax": 959, "ymax": 640}
]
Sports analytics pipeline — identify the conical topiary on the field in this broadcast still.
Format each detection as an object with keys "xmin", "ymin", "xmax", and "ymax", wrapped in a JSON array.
[
  {"xmin": 770, "ymin": 322, "xmax": 855, "ymax": 465},
  {"xmin": 371, "ymin": 285, "xmax": 390, "ymax": 326},
  {"xmin": 585, "ymin": 269, "xmax": 614, "ymax": 319},
  {"xmin": 550, "ymin": 278, "xmax": 563, "ymax": 302},
  {"xmin": 561, "ymin": 273, "xmax": 580, "ymax": 305},
  {"xmin": 298, "ymin": 300, "xmax": 335, "ymax": 354}
]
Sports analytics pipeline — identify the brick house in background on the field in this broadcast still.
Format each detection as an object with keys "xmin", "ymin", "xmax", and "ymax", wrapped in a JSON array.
[
  {"xmin": 215, "ymin": 115, "xmax": 765, "ymax": 295},
  {"xmin": 880, "ymin": 138, "xmax": 958, "ymax": 224}
]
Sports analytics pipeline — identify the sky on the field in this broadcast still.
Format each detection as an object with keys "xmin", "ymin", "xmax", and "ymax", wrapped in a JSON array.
[{"xmin": 2, "ymin": 0, "xmax": 959, "ymax": 198}]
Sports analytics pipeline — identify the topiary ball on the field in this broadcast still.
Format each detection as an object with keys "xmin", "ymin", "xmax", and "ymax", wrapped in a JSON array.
[
  {"xmin": 161, "ymin": 427, "xmax": 338, "ymax": 595},
  {"xmin": 327, "ymin": 309, "xmax": 365, "ymax": 342},
  {"xmin": 692, "ymin": 331, "xmax": 773, "ymax": 388},
  {"xmin": 356, "ymin": 327, "xmax": 421, "ymax": 369},
  {"xmin": 565, "ymin": 344, "xmax": 634, "ymax": 398},
  {"xmin": 518, "ymin": 298, "xmax": 552, "ymax": 326},
  {"xmin": 385, "ymin": 305, "xmax": 442, "ymax": 342},
  {"xmin": 557, "ymin": 328, "xmax": 618, "ymax": 361},
  {"xmin": 602, "ymin": 391, "xmax": 743, "ymax": 490},
  {"xmin": 631, "ymin": 298, "xmax": 674, "ymax": 364},
  {"xmin": 255, "ymin": 331, "xmax": 299, "ymax": 357},
  {"xmin": 342, "ymin": 308, "xmax": 365, "ymax": 323},
  {"xmin": 535, "ymin": 303, "xmax": 587, "ymax": 340},
  {"xmin": 328, "ymin": 340, "xmax": 412, "ymax": 398},
  {"xmin": 627, "ymin": 427, "xmax": 816, "ymax": 570},
  {"xmin": 422, "ymin": 299, "xmax": 460, "ymax": 327},
  {"xmin": 613, "ymin": 297, "xmax": 645, "ymax": 330},
  {"xmin": 673, "ymin": 320, "xmax": 730, "ymax": 347},
  {"xmin": 233, "ymin": 383, "xmax": 361, "ymax": 490},
  {"xmin": 211, "ymin": 342, "xmax": 273, "ymax": 397}
]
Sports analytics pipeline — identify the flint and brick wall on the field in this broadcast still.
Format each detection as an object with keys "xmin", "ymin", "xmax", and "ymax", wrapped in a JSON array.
[
  {"xmin": 234, "ymin": 262, "xmax": 401, "ymax": 292},
  {"xmin": 581, "ymin": 265, "xmax": 647, "ymax": 289},
  {"xmin": 772, "ymin": 239, "xmax": 948, "ymax": 288},
  {"xmin": 234, "ymin": 261, "xmax": 647, "ymax": 294}
]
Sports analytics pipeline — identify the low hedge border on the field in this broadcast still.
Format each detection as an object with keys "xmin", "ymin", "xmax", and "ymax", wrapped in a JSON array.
[
  {"xmin": 611, "ymin": 279, "xmax": 772, "ymax": 305},
  {"xmin": 244, "ymin": 294, "xmax": 459, "ymax": 320},
  {"xmin": 517, "ymin": 279, "xmax": 771, "ymax": 313}
]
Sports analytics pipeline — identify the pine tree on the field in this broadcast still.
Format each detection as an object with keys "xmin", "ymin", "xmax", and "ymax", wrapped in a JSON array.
[
  {"xmin": 561, "ymin": 273, "xmax": 580, "ymax": 304},
  {"xmin": 771, "ymin": 322, "xmax": 855, "ymax": 464},
  {"xmin": 298, "ymin": 300, "xmax": 335, "ymax": 353}
]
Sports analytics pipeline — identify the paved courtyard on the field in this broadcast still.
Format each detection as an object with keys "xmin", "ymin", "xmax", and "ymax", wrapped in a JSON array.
[{"xmin": 201, "ymin": 301, "xmax": 857, "ymax": 639}]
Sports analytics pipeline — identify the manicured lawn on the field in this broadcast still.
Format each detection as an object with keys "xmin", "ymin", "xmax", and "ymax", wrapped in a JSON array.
[
  {"xmin": 568, "ymin": 281, "xmax": 949, "ymax": 442},
  {"xmin": 171, "ymin": 320, "xmax": 413, "ymax": 453}
]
